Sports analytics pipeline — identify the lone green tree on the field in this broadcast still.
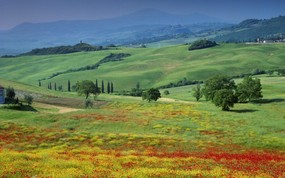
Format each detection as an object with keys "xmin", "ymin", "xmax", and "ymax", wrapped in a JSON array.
[
  {"xmin": 54, "ymin": 83, "xmax": 57, "ymax": 91},
  {"xmin": 142, "ymin": 88, "xmax": 161, "ymax": 102},
  {"xmin": 192, "ymin": 84, "xmax": 203, "ymax": 101},
  {"xmin": 39, "ymin": 81, "xmax": 41, "ymax": 87},
  {"xmin": 213, "ymin": 89, "xmax": 235, "ymax": 111},
  {"xmin": 236, "ymin": 76, "xmax": 263, "ymax": 102},
  {"xmin": 75, "ymin": 80, "xmax": 100, "ymax": 99}
]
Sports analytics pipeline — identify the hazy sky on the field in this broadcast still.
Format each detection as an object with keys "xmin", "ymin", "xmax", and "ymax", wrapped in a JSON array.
[{"xmin": 1, "ymin": 0, "xmax": 285, "ymax": 30}]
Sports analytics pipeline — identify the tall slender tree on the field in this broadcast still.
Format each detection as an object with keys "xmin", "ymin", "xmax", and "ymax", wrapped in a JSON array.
[
  {"xmin": 68, "ymin": 80, "xmax": 71, "ymax": 92},
  {"xmin": 54, "ymin": 83, "xmax": 57, "ymax": 91},
  {"xmin": 136, "ymin": 82, "xmax": 140, "ymax": 90},
  {"xmin": 95, "ymin": 79, "xmax": 100, "ymax": 91},
  {"xmin": 49, "ymin": 82, "xmax": 52, "ymax": 90},
  {"xmin": 111, "ymin": 82, "xmax": 114, "ymax": 93},
  {"xmin": 95, "ymin": 79, "xmax": 98, "ymax": 90},
  {"xmin": 39, "ymin": 81, "xmax": 41, "ymax": 87},
  {"xmin": 107, "ymin": 81, "xmax": 110, "ymax": 94},
  {"xmin": 101, "ymin": 80, "xmax": 105, "ymax": 93}
]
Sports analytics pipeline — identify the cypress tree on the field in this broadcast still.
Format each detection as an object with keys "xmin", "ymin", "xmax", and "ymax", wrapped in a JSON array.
[
  {"xmin": 107, "ymin": 81, "xmax": 110, "ymax": 94},
  {"xmin": 95, "ymin": 79, "xmax": 98, "ymax": 90},
  {"xmin": 50, "ymin": 82, "xmax": 52, "ymax": 90},
  {"xmin": 54, "ymin": 83, "xmax": 57, "ymax": 91},
  {"xmin": 136, "ymin": 82, "xmax": 140, "ymax": 90},
  {"xmin": 68, "ymin": 80, "xmax": 71, "ymax": 92},
  {"xmin": 95, "ymin": 79, "xmax": 99, "ymax": 91},
  {"xmin": 39, "ymin": 81, "xmax": 41, "ymax": 87},
  {"xmin": 101, "ymin": 80, "xmax": 105, "ymax": 93},
  {"xmin": 111, "ymin": 82, "xmax": 114, "ymax": 93}
]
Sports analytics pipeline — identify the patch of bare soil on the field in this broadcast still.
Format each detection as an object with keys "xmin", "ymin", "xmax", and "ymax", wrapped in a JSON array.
[
  {"xmin": 159, "ymin": 98, "xmax": 196, "ymax": 104},
  {"xmin": 36, "ymin": 103, "xmax": 81, "ymax": 114}
]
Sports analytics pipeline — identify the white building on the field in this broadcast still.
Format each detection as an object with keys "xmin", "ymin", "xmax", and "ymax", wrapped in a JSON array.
[{"xmin": 0, "ymin": 85, "xmax": 5, "ymax": 104}]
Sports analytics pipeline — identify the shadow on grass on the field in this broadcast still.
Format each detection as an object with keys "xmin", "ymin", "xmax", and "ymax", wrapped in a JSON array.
[
  {"xmin": 2, "ymin": 105, "xmax": 37, "ymax": 112},
  {"xmin": 251, "ymin": 98, "xmax": 285, "ymax": 104},
  {"xmin": 230, "ymin": 109, "xmax": 258, "ymax": 113}
]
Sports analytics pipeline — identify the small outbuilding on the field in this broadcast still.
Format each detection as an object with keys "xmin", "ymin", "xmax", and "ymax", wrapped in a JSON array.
[{"xmin": 0, "ymin": 85, "xmax": 5, "ymax": 104}]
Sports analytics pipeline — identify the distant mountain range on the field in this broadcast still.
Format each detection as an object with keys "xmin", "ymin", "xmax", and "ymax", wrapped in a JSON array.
[
  {"xmin": 0, "ymin": 9, "xmax": 229, "ymax": 55},
  {"xmin": 1, "ymin": 8, "xmax": 284, "ymax": 56}
]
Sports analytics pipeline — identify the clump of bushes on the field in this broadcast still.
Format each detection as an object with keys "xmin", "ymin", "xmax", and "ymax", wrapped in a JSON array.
[
  {"xmin": 85, "ymin": 99, "xmax": 94, "ymax": 108},
  {"xmin": 188, "ymin": 39, "xmax": 217, "ymax": 50},
  {"xmin": 2, "ymin": 87, "xmax": 35, "ymax": 111},
  {"xmin": 203, "ymin": 75, "xmax": 263, "ymax": 111},
  {"xmin": 163, "ymin": 90, "xmax": 170, "ymax": 95},
  {"xmin": 24, "ymin": 94, "xmax": 33, "ymax": 106}
]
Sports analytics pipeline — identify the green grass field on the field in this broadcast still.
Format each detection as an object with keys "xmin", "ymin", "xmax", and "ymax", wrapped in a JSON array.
[
  {"xmin": 0, "ymin": 44, "xmax": 285, "ymax": 177},
  {"xmin": 0, "ymin": 76, "xmax": 284, "ymax": 177},
  {"xmin": 0, "ymin": 43, "xmax": 285, "ymax": 91}
]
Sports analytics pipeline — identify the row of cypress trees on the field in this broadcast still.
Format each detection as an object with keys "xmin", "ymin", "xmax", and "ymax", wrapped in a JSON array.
[
  {"xmin": 98, "ymin": 80, "xmax": 114, "ymax": 94},
  {"xmin": 40, "ymin": 79, "xmax": 114, "ymax": 93}
]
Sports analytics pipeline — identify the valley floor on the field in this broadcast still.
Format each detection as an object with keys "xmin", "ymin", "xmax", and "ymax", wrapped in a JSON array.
[{"xmin": 0, "ymin": 76, "xmax": 285, "ymax": 177}]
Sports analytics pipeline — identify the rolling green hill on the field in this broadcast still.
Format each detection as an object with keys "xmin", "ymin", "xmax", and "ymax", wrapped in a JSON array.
[{"xmin": 0, "ymin": 43, "xmax": 285, "ymax": 91}]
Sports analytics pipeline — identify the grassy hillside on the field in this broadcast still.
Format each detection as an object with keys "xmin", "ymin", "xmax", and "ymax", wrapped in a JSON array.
[{"xmin": 1, "ymin": 43, "xmax": 285, "ymax": 91}]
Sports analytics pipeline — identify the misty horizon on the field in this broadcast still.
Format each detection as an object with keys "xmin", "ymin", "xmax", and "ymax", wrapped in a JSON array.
[{"xmin": 1, "ymin": 0, "xmax": 285, "ymax": 30}]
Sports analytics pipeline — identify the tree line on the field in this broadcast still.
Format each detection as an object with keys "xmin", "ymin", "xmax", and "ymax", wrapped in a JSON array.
[
  {"xmin": 158, "ymin": 78, "xmax": 203, "ymax": 89},
  {"xmin": 20, "ymin": 43, "xmax": 105, "ymax": 56},
  {"xmin": 38, "ymin": 53, "xmax": 131, "ymax": 82},
  {"xmin": 157, "ymin": 68, "xmax": 285, "ymax": 90},
  {"xmin": 41, "ymin": 79, "xmax": 114, "ymax": 94},
  {"xmin": 38, "ymin": 75, "xmax": 264, "ymax": 111}
]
